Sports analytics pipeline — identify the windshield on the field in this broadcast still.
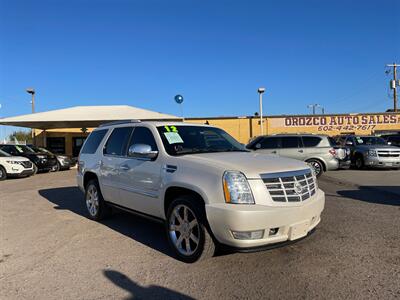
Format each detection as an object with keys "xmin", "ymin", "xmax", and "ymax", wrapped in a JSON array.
[
  {"xmin": 14, "ymin": 145, "xmax": 36, "ymax": 154},
  {"xmin": 0, "ymin": 149, "xmax": 11, "ymax": 157},
  {"xmin": 157, "ymin": 125, "xmax": 247, "ymax": 155},
  {"xmin": 354, "ymin": 136, "xmax": 387, "ymax": 146}
]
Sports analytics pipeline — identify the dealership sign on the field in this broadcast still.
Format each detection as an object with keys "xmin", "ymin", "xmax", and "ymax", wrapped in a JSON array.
[{"xmin": 268, "ymin": 113, "xmax": 400, "ymax": 133}]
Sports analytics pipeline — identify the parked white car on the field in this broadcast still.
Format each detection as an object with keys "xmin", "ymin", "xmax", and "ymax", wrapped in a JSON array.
[
  {"xmin": 77, "ymin": 121, "xmax": 325, "ymax": 262},
  {"xmin": 0, "ymin": 149, "xmax": 35, "ymax": 180}
]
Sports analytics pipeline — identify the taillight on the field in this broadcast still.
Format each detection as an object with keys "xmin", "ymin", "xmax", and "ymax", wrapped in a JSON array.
[{"xmin": 329, "ymin": 148, "xmax": 336, "ymax": 156}]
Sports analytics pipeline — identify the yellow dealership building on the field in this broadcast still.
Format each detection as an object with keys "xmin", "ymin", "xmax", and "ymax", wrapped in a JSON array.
[{"xmin": 1, "ymin": 105, "xmax": 399, "ymax": 156}]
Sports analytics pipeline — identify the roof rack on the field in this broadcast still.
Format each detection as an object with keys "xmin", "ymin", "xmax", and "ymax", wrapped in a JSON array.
[{"xmin": 99, "ymin": 120, "xmax": 141, "ymax": 127}]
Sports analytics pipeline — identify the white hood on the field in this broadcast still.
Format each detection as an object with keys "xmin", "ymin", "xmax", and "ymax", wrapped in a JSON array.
[
  {"xmin": 179, "ymin": 152, "xmax": 310, "ymax": 179},
  {"xmin": 0, "ymin": 155, "xmax": 30, "ymax": 162}
]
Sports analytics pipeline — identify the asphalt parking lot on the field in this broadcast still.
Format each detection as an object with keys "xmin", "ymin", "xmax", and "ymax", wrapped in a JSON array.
[{"xmin": 1, "ymin": 170, "xmax": 399, "ymax": 299}]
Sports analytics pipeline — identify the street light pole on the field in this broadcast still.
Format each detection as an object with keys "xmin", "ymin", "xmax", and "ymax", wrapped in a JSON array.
[
  {"xmin": 307, "ymin": 103, "xmax": 321, "ymax": 115},
  {"xmin": 26, "ymin": 88, "xmax": 36, "ymax": 144},
  {"xmin": 258, "ymin": 88, "xmax": 265, "ymax": 135}
]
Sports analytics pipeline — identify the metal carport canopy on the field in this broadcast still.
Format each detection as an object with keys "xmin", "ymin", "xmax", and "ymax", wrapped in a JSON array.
[{"xmin": 0, "ymin": 105, "xmax": 180, "ymax": 129}]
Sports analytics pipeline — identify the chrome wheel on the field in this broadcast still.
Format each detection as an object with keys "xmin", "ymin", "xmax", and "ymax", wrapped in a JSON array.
[
  {"xmin": 86, "ymin": 185, "xmax": 99, "ymax": 217},
  {"xmin": 308, "ymin": 161, "xmax": 322, "ymax": 176},
  {"xmin": 169, "ymin": 204, "xmax": 200, "ymax": 256}
]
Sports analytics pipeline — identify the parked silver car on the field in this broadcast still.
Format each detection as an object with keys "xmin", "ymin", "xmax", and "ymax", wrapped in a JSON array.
[
  {"xmin": 246, "ymin": 134, "xmax": 348, "ymax": 177},
  {"xmin": 336, "ymin": 135, "xmax": 400, "ymax": 169}
]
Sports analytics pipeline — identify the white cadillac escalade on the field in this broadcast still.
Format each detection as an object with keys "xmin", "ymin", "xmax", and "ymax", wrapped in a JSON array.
[{"xmin": 77, "ymin": 121, "xmax": 325, "ymax": 262}]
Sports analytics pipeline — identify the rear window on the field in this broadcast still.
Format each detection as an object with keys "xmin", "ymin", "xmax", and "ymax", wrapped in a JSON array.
[
  {"xmin": 303, "ymin": 136, "xmax": 322, "ymax": 147},
  {"xmin": 259, "ymin": 137, "xmax": 280, "ymax": 149},
  {"xmin": 281, "ymin": 137, "xmax": 300, "ymax": 148},
  {"xmin": 81, "ymin": 129, "xmax": 108, "ymax": 154}
]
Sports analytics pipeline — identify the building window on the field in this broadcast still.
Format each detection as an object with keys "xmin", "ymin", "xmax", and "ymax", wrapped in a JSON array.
[{"xmin": 47, "ymin": 137, "xmax": 66, "ymax": 154}]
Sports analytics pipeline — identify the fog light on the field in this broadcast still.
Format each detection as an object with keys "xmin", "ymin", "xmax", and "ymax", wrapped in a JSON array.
[
  {"xmin": 232, "ymin": 230, "xmax": 264, "ymax": 240},
  {"xmin": 269, "ymin": 228, "xmax": 279, "ymax": 236}
]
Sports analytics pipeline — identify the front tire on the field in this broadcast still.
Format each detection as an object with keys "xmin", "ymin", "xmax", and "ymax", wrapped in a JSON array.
[
  {"xmin": 0, "ymin": 166, "xmax": 7, "ymax": 181},
  {"xmin": 85, "ymin": 179, "xmax": 111, "ymax": 221},
  {"xmin": 354, "ymin": 155, "xmax": 364, "ymax": 170},
  {"xmin": 52, "ymin": 162, "xmax": 60, "ymax": 172},
  {"xmin": 166, "ymin": 196, "xmax": 216, "ymax": 263}
]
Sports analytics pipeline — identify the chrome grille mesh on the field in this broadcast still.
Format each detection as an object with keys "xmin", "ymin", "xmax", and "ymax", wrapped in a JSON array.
[
  {"xmin": 377, "ymin": 150, "xmax": 400, "ymax": 158},
  {"xmin": 261, "ymin": 169, "xmax": 316, "ymax": 203}
]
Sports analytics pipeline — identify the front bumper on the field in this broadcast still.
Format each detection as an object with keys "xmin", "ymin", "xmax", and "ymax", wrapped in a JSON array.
[
  {"xmin": 364, "ymin": 156, "xmax": 400, "ymax": 168},
  {"xmin": 59, "ymin": 158, "xmax": 76, "ymax": 169},
  {"xmin": 35, "ymin": 158, "xmax": 58, "ymax": 171},
  {"xmin": 205, "ymin": 189, "xmax": 325, "ymax": 249},
  {"xmin": 7, "ymin": 169, "xmax": 35, "ymax": 178}
]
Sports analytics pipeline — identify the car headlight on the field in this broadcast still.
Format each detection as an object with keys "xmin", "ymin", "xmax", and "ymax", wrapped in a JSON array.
[
  {"xmin": 222, "ymin": 171, "xmax": 255, "ymax": 204},
  {"xmin": 368, "ymin": 150, "xmax": 377, "ymax": 157},
  {"xmin": 6, "ymin": 160, "xmax": 21, "ymax": 165}
]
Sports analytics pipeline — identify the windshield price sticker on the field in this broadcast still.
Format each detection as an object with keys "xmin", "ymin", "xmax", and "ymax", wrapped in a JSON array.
[
  {"xmin": 164, "ymin": 132, "xmax": 184, "ymax": 144},
  {"xmin": 164, "ymin": 126, "xmax": 178, "ymax": 132},
  {"xmin": 15, "ymin": 146, "xmax": 23, "ymax": 153}
]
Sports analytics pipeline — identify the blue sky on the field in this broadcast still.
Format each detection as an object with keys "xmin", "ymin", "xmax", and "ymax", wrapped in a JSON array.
[{"xmin": 0, "ymin": 0, "xmax": 399, "ymax": 139}]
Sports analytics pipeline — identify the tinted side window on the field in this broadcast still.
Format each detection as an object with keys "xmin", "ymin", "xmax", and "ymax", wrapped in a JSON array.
[
  {"xmin": 128, "ymin": 127, "xmax": 158, "ymax": 151},
  {"xmin": 259, "ymin": 137, "xmax": 280, "ymax": 149},
  {"xmin": 104, "ymin": 127, "xmax": 133, "ymax": 156},
  {"xmin": 303, "ymin": 136, "xmax": 322, "ymax": 147},
  {"xmin": 81, "ymin": 130, "xmax": 108, "ymax": 154},
  {"xmin": 281, "ymin": 137, "xmax": 300, "ymax": 148}
]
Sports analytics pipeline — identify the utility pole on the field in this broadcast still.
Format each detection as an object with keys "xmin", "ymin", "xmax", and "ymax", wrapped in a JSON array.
[
  {"xmin": 257, "ymin": 88, "xmax": 265, "ymax": 135},
  {"xmin": 386, "ymin": 63, "xmax": 398, "ymax": 112}
]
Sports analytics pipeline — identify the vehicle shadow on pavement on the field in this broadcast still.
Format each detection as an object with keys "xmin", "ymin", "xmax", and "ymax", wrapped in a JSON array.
[
  {"xmin": 38, "ymin": 187, "xmax": 175, "ymax": 259},
  {"xmin": 103, "ymin": 270, "xmax": 195, "ymax": 300},
  {"xmin": 336, "ymin": 186, "xmax": 400, "ymax": 206}
]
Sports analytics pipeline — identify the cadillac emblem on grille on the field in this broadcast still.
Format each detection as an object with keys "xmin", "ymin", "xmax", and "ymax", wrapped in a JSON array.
[{"xmin": 294, "ymin": 182, "xmax": 303, "ymax": 195}]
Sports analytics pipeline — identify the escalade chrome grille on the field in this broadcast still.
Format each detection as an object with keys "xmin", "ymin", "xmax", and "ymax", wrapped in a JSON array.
[
  {"xmin": 261, "ymin": 169, "xmax": 316, "ymax": 203},
  {"xmin": 377, "ymin": 150, "xmax": 400, "ymax": 158}
]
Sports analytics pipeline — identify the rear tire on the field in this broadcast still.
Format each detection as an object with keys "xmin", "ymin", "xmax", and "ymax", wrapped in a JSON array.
[
  {"xmin": 306, "ymin": 159, "xmax": 324, "ymax": 177},
  {"xmin": 166, "ymin": 196, "xmax": 216, "ymax": 263},
  {"xmin": 84, "ymin": 179, "xmax": 111, "ymax": 221},
  {"xmin": 0, "ymin": 166, "xmax": 7, "ymax": 181}
]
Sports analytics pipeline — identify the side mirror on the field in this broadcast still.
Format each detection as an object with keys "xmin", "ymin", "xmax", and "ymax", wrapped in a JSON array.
[
  {"xmin": 345, "ymin": 141, "xmax": 353, "ymax": 146},
  {"xmin": 128, "ymin": 144, "xmax": 158, "ymax": 160}
]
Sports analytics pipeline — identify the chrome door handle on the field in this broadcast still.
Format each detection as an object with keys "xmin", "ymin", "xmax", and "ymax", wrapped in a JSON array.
[{"xmin": 120, "ymin": 165, "xmax": 130, "ymax": 171}]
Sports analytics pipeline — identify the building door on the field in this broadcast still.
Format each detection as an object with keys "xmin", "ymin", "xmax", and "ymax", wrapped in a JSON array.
[{"xmin": 72, "ymin": 137, "xmax": 87, "ymax": 157}]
